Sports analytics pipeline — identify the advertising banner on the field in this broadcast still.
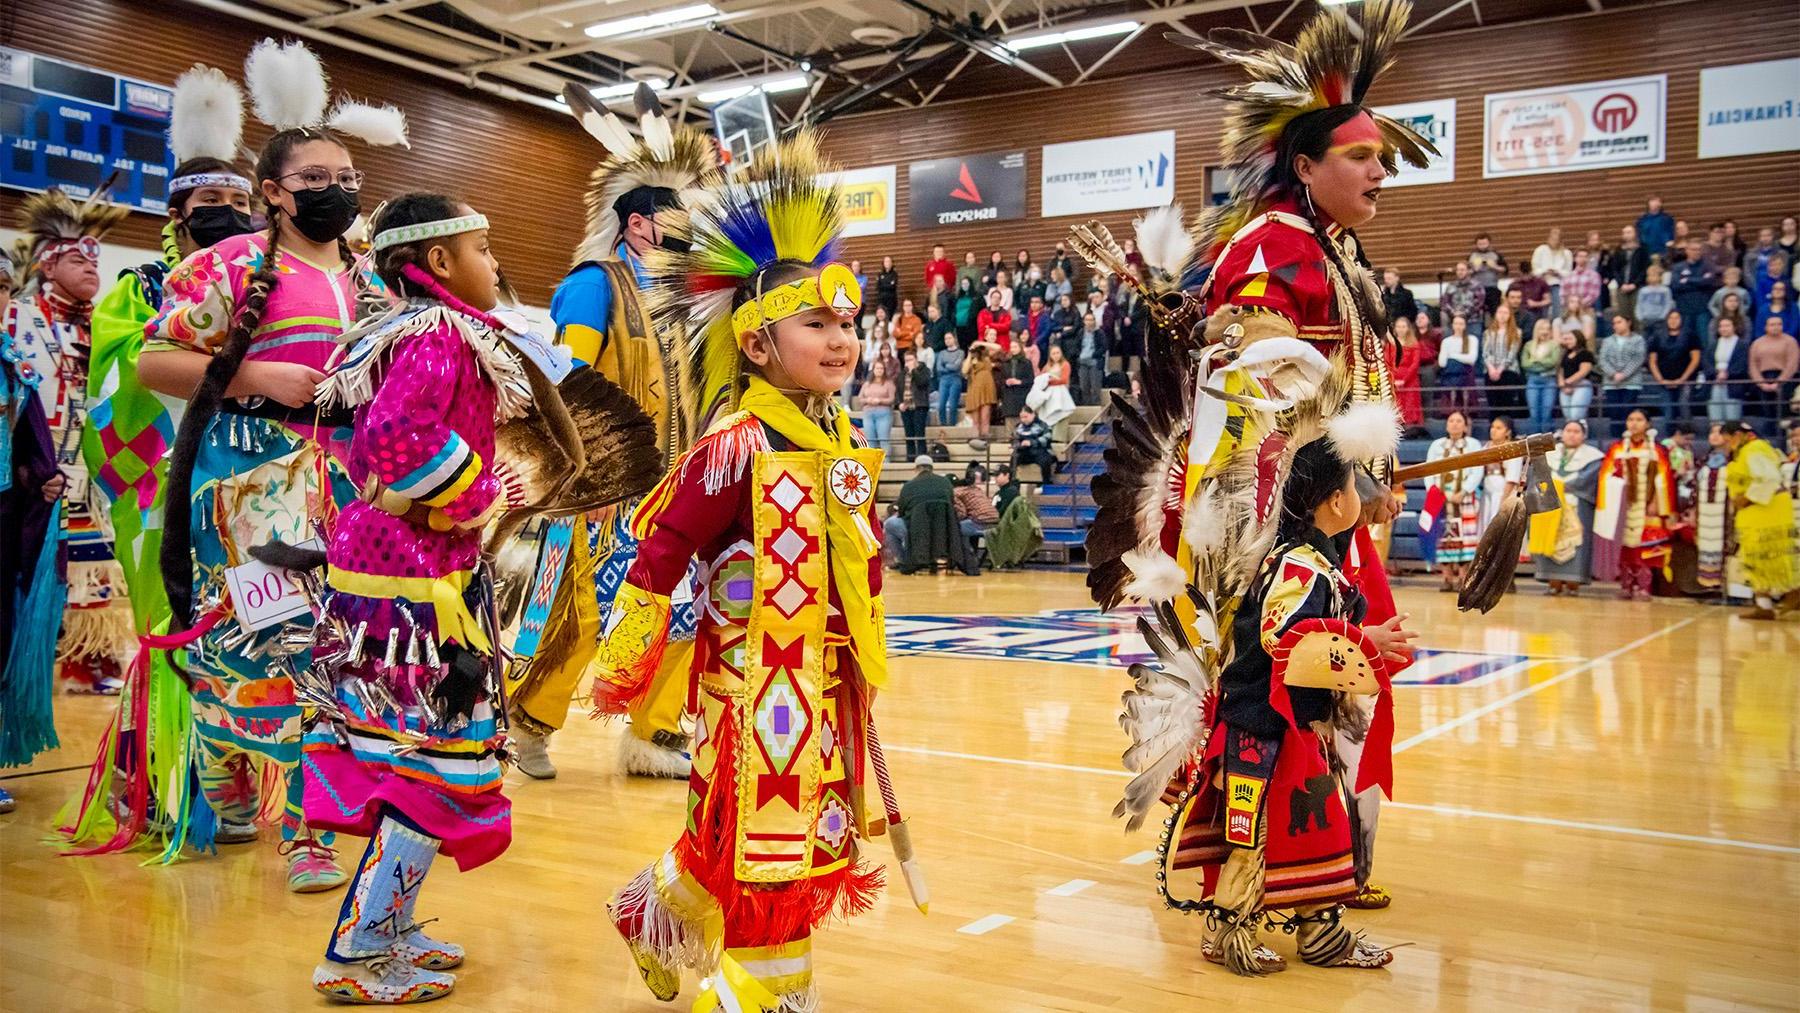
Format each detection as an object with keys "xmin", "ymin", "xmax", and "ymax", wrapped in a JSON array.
[
  {"xmin": 1484, "ymin": 75, "xmax": 1665, "ymax": 178},
  {"xmin": 1698, "ymin": 58, "xmax": 1800, "ymax": 159},
  {"xmin": 1374, "ymin": 98, "xmax": 1455, "ymax": 187},
  {"xmin": 1040, "ymin": 130, "xmax": 1175, "ymax": 216},
  {"xmin": 908, "ymin": 150, "xmax": 1027, "ymax": 229},
  {"xmin": 831, "ymin": 164, "xmax": 897, "ymax": 237}
]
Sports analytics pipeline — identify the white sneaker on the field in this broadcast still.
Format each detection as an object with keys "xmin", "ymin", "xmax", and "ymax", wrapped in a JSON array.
[
  {"xmin": 513, "ymin": 727, "xmax": 556, "ymax": 780},
  {"xmin": 313, "ymin": 956, "xmax": 455, "ymax": 1004}
]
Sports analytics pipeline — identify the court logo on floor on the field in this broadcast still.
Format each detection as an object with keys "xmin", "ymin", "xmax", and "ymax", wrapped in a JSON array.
[{"xmin": 888, "ymin": 608, "xmax": 1551, "ymax": 687}]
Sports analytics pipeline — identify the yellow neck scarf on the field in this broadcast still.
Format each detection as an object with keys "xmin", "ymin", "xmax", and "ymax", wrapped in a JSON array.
[{"xmin": 738, "ymin": 375, "xmax": 888, "ymax": 688}]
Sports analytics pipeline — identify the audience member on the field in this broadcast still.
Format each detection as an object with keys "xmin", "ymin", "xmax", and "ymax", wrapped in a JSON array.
[
  {"xmin": 953, "ymin": 276, "xmax": 980, "ymax": 343},
  {"xmin": 1600, "ymin": 312, "xmax": 1649, "ymax": 420},
  {"xmin": 1532, "ymin": 227, "xmax": 1573, "ymax": 308},
  {"xmin": 875, "ymin": 255, "xmax": 900, "ymax": 316},
  {"xmin": 924, "ymin": 244, "xmax": 955, "ymax": 294},
  {"xmin": 922, "ymin": 300, "xmax": 952, "ymax": 352},
  {"xmin": 1669, "ymin": 239, "xmax": 1719, "ymax": 339},
  {"xmin": 934, "ymin": 332, "xmax": 967, "ymax": 426},
  {"xmin": 892, "ymin": 298, "xmax": 923, "ymax": 350},
  {"xmin": 1609, "ymin": 224, "xmax": 1651, "ymax": 322},
  {"xmin": 991, "ymin": 269, "xmax": 1015, "ymax": 317},
  {"xmin": 1016, "ymin": 293, "xmax": 1054, "ymax": 357},
  {"xmin": 1048, "ymin": 241, "xmax": 1076, "ymax": 285},
  {"xmin": 964, "ymin": 339, "xmax": 999, "ymax": 436},
  {"xmin": 1667, "ymin": 218, "xmax": 1693, "ymax": 263},
  {"xmin": 1438, "ymin": 313, "xmax": 1481, "ymax": 413},
  {"xmin": 1045, "ymin": 265, "xmax": 1073, "ymax": 307},
  {"xmin": 1381, "ymin": 267, "xmax": 1418, "ymax": 326},
  {"xmin": 1552, "ymin": 292, "xmax": 1596, "ymax": 350},
  {"xmin": 1705, "ymin": 314, "xmax": 1751, "ymax": 422},
  {"xmin": 1709, "ymin": 265, "xmax": 1751, "ymax": 323},
  {"xmin": 1712, "ymin": 290, "xmax": 1749, "ymax": 342},
  {"xmin": 1015, "ymin": 263, "xmax": 1047, "ymax": 313},
  {"xmin": 891, "ymin": 455, "xmax": 970, "ymax": 575},
  {"xmin": 1075, "ymin": 311, "xmax": 1107, "ymax": 405},
  {"xmin": 899, "ymin": 348, "xmax": 931, "ymax": 458},
  {"xmin": 1754, "ymin": 280, "xmax": 1797, "ymax": 338},
  {"xmin": 1011, "ymin": 406, "xmax": 1058, "ymax": 481},
  {"xmin": 978, "ymin": 288, "xmax": 1013, "ymax": 353},
  {"xmin": 956, "ymin": 250, "xmax": 983, "ymax": 291},
  {"xmin": 1565, "ymin": 248, "xmax": 1602, "ymax": 311},
  {"xmin": 1468, "ymin": 233, "xmax": 1508, "ymax": 311},
  {"xmin": 1511, "ymin": 260, "xmax": 1553, "ymax": 322},
  {"xmin": 1748, "ymin": 315, "xmax": 1799, "ymax": 417},
  {"xmin": 953, "ymin": 474, "xmax": 1000, "ymax": 557},
  {"xmin": 1445, "ymin": 261, "xmax": 1486, "ymax": 333},
  {"xmin": 1521, "ymin": 318, "xmax": 1563, "ymax": 433},
  {"xmin": 1483, "ymin": 303, "xmax": 1524, "ymax": 412},
  {"xmin": 999, "ymin": 345, "xmax": 1033, "ymax": 429},
  {"xmin": 1028, "ymin": 344, "xmax": 1077, "ymax": 427},
  {"xmin": 1634, "ymin": 263, "xmax": 1673, "ymax": 331},
  {"xmin": 1414, "ymin": 309, "xmax": 1443, "ymax": 359},
  {"xmin": 1702, "ymin": 223, "xmax": 1738, "ymax": 275},
  {"xmin": 982, "ymin": 251, "xmax": 1005, "ymax": 290},
  {"xmin": 1013, "ymin": 247, "xmax": 1034, "ymax": 282},
  {"xmin": 1746, "ymin": 226, "xmax": 1781, "ymax": 280},
  {"xmin": 1393, "ymin": 315, "xmax": 1427, "ymax": 431},
  {"xmin": 1755, "ymin": 253, "xmax": 1789, "ymax": 306},
  {"xmin": 1557, "ymin": 325, "xmax": 1597, "ymax": 421},
  {"xmin": 1636, "ymin": 196, "xmax": 1676, "ymax": 256},
  {"xmin": 1646, "ymin": 309, "xmax": 1701, "ymax": 422},
  {"xmin": 859, "ymin": 359, "xmax": 897, "ymax": 452}
]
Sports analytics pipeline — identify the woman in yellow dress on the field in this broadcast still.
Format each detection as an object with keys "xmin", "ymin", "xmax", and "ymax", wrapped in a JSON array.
[{"xmin": 1721, "ymin": 421, "xmax": 1799, "ymax": 619}]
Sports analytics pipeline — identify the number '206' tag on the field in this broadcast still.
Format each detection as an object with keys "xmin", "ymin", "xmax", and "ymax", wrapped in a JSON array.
[{"xmin": 224, "ymin": 538, "xmax": 324, "ymax": 632}]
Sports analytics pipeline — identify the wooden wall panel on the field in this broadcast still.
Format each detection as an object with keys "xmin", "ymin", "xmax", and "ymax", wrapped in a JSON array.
[
  {"xmin": 1, "ymin": 0, "xmax": 597, "ymax": 303},
  {"xmin": 816, "ymin": 0, "xmax": 1800, "ymax": 293}
]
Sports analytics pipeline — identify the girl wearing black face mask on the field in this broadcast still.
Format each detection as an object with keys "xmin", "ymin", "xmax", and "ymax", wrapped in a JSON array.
[{"xmin": 137, "ymin": 124, "xmax": 375, "ymax": 894}]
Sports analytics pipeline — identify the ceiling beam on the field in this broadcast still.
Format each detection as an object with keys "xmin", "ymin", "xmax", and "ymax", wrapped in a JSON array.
[
  {"xmin": 463, "ymin": 0, "xmax": 841, "ymax": 74},
  {"xmin": 306, "ymin": 0, "xmax": 439, "ymax": 28}
]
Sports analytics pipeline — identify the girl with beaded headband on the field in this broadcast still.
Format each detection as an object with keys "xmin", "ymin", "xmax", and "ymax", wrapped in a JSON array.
[
  {"xmin": 297, "ymin": 192, "xmax": 654, "ymax": 1004},
  {"xmin": 58, "ymin": 63, "xmax": 264, "ymax": 857},
  {"xmin": 139, "ymin": 39, "xmax": 405, "ymax": 886},
  {"xmin": 591, "ymin": 132, "xmax": 923, "ymax": 1011}
]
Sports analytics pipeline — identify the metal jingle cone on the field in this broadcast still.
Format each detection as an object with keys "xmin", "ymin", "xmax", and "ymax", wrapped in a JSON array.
[
  {"xmin": 346, "ymin": 620, "xmax": 369, "ymax": 666},
  {"xmin": 382, "ymin": 629, "xmax": 400, "ymax": 671}
]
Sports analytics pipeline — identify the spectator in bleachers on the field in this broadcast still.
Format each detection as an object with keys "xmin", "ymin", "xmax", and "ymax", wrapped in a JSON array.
[
  {"xmin": 1779, "ymin": 216, "xmax": 1800, "ymax": 263},
  {"xmin": 1444, "ymin": 261, "xmax": 1486, "ymax": 334},
  {"xmin": 1755, "ymin": 253, "xmax": 1789, "ymax": 307},
  {"xmin": 1045, "ymin": 265, "xmax": 1073, "ymax": 308},
  {"xmin": 1498, "ymin": 285, "xmax": 1535, "ymax": 340},
  {"xmin": 982, "ymin": 251, "xmax": 1005, "ymax": 290},
  {"xmin": 1755, "ymin": 280, "xmax": 1796, "ymax": 338},
  {"xmin": 953, "ymin": 473, "xmax": 999, "ymax": 559},
  {"xmin": 991, "ymin": 269, "xmax": 1015, "ymax": 316},
  {"xmin": 892, "ymin": 297, "xmax": 923, "ymax": 351},
  {"xmin": 1010, "ymin": 405, "xmax": 1057, "ymax": 481},
  {"xmin": 1557, "ymin": 325, "xmax": 1597, "ymax": 421},
  {"xmin": 957, "ymin": 250, "xmax": 983, "ymax": 291},
  {"xmin": 899, "ymin": 348, "xmax": 931, "ymax": 458},
  {"xmin": 1600, "ymin": 312, "xmax": 1649, "ymax": 420},
  {"xmin": 933, "ymin": 332, "xmax": 966, "ymax": 427},
  {"xmin": 1749, "ymin": 314, "xmax": 1799, "ymax": 417},
  {"xmin": 1076, "ymin": 312, "xmax": 1108, "ymax": 406},
  {"xmin": 1381, "ymin": 267, "xmax": 1417, "ymax": 328},
  {"xmin": 1116, "ymin": 285, "xmax": 1148, "ymax": 373},
  {"xmin": 867, "ymin": 304, "xmax": 891, "ymax": 343},
  {"xmin": 1634, "ymin": 263, "xmax": 1673, "ymax": 330},
  {"xmin": 924, "ymin": 300, "xmax": 953, "ymax": 353},
  {"xmin": 1646, "ymin": 308, "xmax": 1701, "ymax": 423},
  {"xmin": 930, "ymin": 275, "xmax": 955, "ymax": 324},
  {"xmin": 1016, "ymin": 294, "xmax": 1053, "ymax": 358},
  {"xmin": 859, "ymin": 358, "xmax": 896, "ymax": 453},
  {"xmin": 1670, "ymin": 239, "xmax": 1719, "ymax": 339},
  {"xmin": 1049, "ymin": 241, "xmax": 1076, "ymax": 286},
  {"xmin": 1532, "ymin": 227, "xmax": 1573, "ymax": 309},
  {"xmin": 1712, "ymin": 291, "xmax": 1749, "ymax": 342},
  {"xmin": 863, "ymin": 319, "xmax": 895, "ymax": 368},
  {"xmin": 1636, "ymin": 196, "xmax": 1675, "ymax": 256},
  {"xmin": 893, "ymin": 455, "xmax": 972, "ymax": 576},
  {"xmin": 1710, "ymin": 265, "xmax": 1750, "ymax": 323},
  {"xmin": 999, "ymin": 344, "xmax": 1033, "ymax": 430},
  {"xmin": 1703, "ymin": 223, "xmax": 1738, "ymax": 276},
  {"xmin": 1483, "ymin": 303, "xmax": 1525, "ymax": 412},
  {"xmin": 1468, "ymin": 232, "xmax": 1507, "ymax": 312},
  {"xmin": 1583, "ymin": 230, "xmax": 1612, "ymax": 312},
  {"xmin": 924, "ymin": 243, "xmax": 955, "ymax": 295},
  {"xmin": 1438, "ymin": 312, "xmax": 1481, "ymax": 414},
  {"xmin": 1521, "ymin": 318, "xmax": 1563, "ymax": 433},
  {"xmin": 1667, "ymin": 219, "xmax": 1692, "ymax": 264},
  {"xmin": 1609, "ymin": 224, "xmax": 1651, "ymax": 323},
  {"xmin": 1050, "ymin": 293, "xmax": 1081, "ymax": 362},
  {"xmin": 875, "ymin": 255, "xmax": 900, "ymax": 316},
  {"xmin": 1391, "ymin": 316, "xmax": 1426, "ymax": 431},
  {"xmin": 1566, "ymin": 248, "xmax": 1602, "ymax": 312},
  {"xmin": 964, "ymin": 339, "xmax": 999, "ymax": 436},
  {"xmin": 1746, "ymin": 227, "xmax": 1781, "ymax": 279},
  {"xmin": 1013, "ymin": 247, "xmax": 1034, "ymax": 282},
  {"xmin": 849, "ymin": 258, "xmax": 868, "ymax": 293},
  {"xmin": 1511, "ymin": 259, "xmax": 1554, "ymax": 324},
  {"xmin": 1426, "ymin": 409, "xmax": 1486, "ymax": 592},
  {"xmin": 978, "ymin": 288, "xmax": 1013, "ymax": 353},
  {"xmin": 953, "ymin": 277, "xmax": 980, "ymax": 344},
  {"xmin": 1028, "ymin": 344, "xmax": 1077, "ymax": 427},
  {"xmin": 993, "ymin": 464, "xmax": 1020, "ymax": 515},
  {"xmin": 1015, "ymin": 264, "xmax": 1047, "ymax": 314},
  {"xmin": 1414, "ymin": 308, "xmax": 1442, "ymax": 359},
  {"xmin": 1533, "ymin": 419, "xmax": 1605, "ymax": 596},
  {"xmin": 1724, "ymin": 220, "xmax": 1748, "ymax": 263},
  {"xmin": 1705, "ymin": 314, "xmax": 1750, "ymax": 423},
  {"xmin": 1551, "ymin": 290, "xmax": 1595, "ymax": 351}
]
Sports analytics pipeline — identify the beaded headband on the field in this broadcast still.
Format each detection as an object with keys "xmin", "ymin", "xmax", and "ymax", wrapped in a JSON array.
[
  {"xmin": 730, "ymin": 262, "xmax": 862, "ymax": 343},
  {"xmin": 170, "ymin": 172, "xmax": 253, "ymax": 194},
  {"xmin": 371, "ymin": 213, "xmax": 489, "ymax": 252}
]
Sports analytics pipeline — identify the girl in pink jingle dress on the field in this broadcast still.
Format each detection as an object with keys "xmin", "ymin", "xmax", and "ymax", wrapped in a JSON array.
[{"xmin": 303, "ymin": 194, "xmax": 570, "ymax": 1005}]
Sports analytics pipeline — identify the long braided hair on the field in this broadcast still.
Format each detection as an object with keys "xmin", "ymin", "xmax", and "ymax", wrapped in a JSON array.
[{"xmin": 160, "ymin": 127, "xmax": 353, "ymax": 630}]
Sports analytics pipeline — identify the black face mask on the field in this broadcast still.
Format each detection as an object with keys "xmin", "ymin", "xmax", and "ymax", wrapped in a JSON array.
[
  {"xmin": 287, "ymin": 185, "xmax": 360, "ymax": 244},
  {"xmin": 183, "ymin": 205, "xmax": 255, "ymax": 249}
]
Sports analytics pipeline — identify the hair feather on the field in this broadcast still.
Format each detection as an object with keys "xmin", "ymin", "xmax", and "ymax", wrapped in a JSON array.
[
  {"xmin": 170, "ymin": 65, "xmax": 245, "ymax": 163},
  {"xmin": 243, "ymin": 39, "xmax": 328, "ymax": 130}
]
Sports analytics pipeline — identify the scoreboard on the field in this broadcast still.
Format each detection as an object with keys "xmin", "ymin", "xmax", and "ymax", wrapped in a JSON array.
[{"xmin": 1, "ymin": 46, "xmax": 173, "ymax": 214}]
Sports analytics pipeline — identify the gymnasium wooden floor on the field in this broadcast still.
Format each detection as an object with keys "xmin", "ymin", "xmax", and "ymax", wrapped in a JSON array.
[{"xmin": 2, "ymin": 572, "xmax": 1796, "ymax": 1011}]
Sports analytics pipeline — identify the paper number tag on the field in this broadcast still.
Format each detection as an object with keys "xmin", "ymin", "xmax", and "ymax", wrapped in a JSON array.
[{"xmin": 224, "ymin": 538, "xmax": 324, "ymax": 632}]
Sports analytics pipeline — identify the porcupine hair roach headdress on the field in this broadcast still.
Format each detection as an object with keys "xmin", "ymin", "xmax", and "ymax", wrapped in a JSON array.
[
  {"xmin": 11, "ymin": 189, "xmax": 128, "ymax": 294},
  {"xmin": 642, "ymin": 131, "xmax": 851, "ymax": 432},
  {"xmin": 1172, "ymin": 0, "xmax": 1435, "ymax": 263},
  {"xmin": 160, "ymin": 39, "xmax": 408, "ymax": 633},
  {"xmin": 565, "ymin": 82, "xmax": 722, "ymax": 267}
]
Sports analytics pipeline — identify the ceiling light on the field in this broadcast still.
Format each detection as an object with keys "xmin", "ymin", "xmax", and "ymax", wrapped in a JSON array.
[
  {"xmin": 585, "ymin": 3, "xmax": 717, "ymax": 40},
  {"xmin": 1002, "ymin": 19, "xmax": 1138, "ymax": 51},
  {"xmin": 591, "ymin": 78, "xmax": 670, "ymax": 100},
  {"xmin": 696, "ymin": 74, "xmax": 809, "ymax": 104}
]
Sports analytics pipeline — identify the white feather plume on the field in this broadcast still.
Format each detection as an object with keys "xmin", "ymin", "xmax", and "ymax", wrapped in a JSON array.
[
  {"xmin": 1182, "ymin": 485, "xmax": 1224, "ymax": 555},
  {"xmin": 1134, "ymin": 203, "xmax": 1194, "ymax": 278},
  {"xmin": 640, "ymin": 109, "xmax": 674, "ymax": 162},
  {"xmin": 1121, "ymin": 547, "xmax": 1187, "ymax": 603},
  {"xmin": 327, "ymin": 99, "xmax": 409, "ymax": 147},
  {"xmin": 1325, "ymin": 401, "xmax": 1402, "ymax": 464},
  {"xmin": 1113, "ymin": 598, "xmax": 1218, "ymax": 832},
  {"xmin": 244, "ymin": 39, "xmax": 329, "ymax": 130},
  {"xmin": 170, "ymin": 65, "xmax": 244, "ymax": 164}
]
